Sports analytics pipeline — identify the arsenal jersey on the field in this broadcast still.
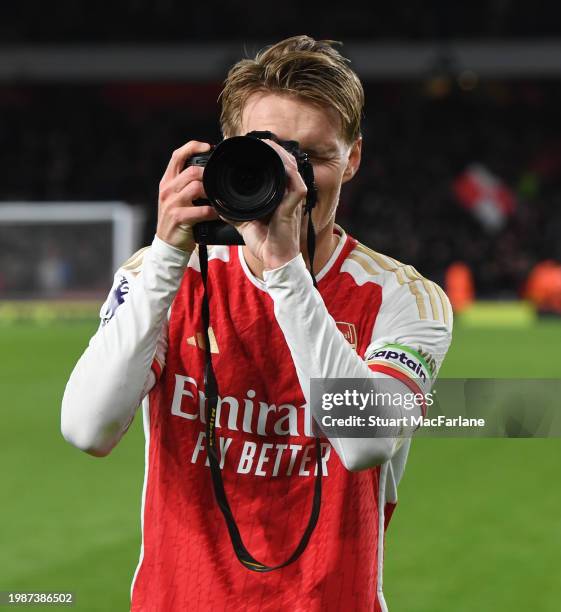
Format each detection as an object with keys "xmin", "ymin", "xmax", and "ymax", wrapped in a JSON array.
[{"xmin": 97, "ymin": 226, "xmax": 452, "ymax": 612}]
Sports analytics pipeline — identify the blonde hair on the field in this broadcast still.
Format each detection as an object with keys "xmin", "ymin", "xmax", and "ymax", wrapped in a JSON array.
[{"xmin": 219, "ymin": 35, "xmax": 364, "ymax": 144}]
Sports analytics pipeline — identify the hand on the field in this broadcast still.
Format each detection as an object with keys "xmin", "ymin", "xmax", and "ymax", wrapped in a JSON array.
[
  {"xmin": 156, "ymin": 141, "xmax": 219, "ymax": 252},
  {"xmin": 230, "ymin": 140, "xmax": 308, "ymax": 270}
]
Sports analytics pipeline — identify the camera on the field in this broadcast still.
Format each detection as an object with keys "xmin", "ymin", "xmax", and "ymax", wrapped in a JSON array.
[{"xmin": 186, "ymin": 131, "xmax": 317, "ymax": 245}]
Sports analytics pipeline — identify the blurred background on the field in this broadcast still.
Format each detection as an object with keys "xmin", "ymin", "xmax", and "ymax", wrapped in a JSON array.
[{"xmin": 1, "ymin": 2, "xmax": 561, "ymax": 611}]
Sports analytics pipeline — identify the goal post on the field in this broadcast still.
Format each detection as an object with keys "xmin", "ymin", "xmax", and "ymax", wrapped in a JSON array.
[
  {"xmin": 0, "ymin": 202, "xmax": 145, "ymax": 320},
  {"xmin": 0, "ymin": 202, "xmax": 144, "ymax": 275}
]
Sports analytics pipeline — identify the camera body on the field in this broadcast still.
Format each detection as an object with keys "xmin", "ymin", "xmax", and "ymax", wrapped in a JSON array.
[{"xmin": 186, "ymin": 131, "xmax": 317, "ymax": 245}]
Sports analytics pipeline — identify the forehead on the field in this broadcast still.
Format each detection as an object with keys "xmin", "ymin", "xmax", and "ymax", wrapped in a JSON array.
[{"xmin": 239, "ymin": 92, "xmax": 344, "ymax": 150}]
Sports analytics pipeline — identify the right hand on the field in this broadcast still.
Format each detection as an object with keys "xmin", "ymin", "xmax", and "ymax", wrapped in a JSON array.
[{"xmin": 156, "ymin": 141, "xmax": 219, "ymax": 252}]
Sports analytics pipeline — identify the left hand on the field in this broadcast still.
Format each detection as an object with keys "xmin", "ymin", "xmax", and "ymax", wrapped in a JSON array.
[{"xmin": 228, "ymin": 139, "xmax": 308, "ymax": 270}]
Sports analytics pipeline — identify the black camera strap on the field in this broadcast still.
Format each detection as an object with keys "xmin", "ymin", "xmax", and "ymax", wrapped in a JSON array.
[{"xmin": 199, "ymin": 208, "xmax": 322, "ymax": 573}]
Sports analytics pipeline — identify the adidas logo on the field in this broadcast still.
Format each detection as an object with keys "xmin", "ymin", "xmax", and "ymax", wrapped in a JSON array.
[{"xmin": 186, "ymin": 327, "xmax": 219, "ymax": 354}]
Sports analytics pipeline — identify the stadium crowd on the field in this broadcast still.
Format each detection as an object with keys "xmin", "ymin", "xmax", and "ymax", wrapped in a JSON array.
[
  {"xmin": 5, "ymin": 1, "xmax": 561, "ymax": 42},
  {"xmin": 2, "ymin": 79, "xmax": 561, "ymax": 298}
]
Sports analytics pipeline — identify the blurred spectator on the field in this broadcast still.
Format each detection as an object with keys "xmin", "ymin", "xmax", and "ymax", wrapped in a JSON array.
[
  {"xmin": 37, "ymin": 244, "xmax": 70, "ymax": 295},
  {"xmin": 524, "ymin": 261, "xmax": 561, "ymax": 314},
  {"xmin": 445, "ymin": 262, "xmax": 475, "ymax": 312},
  {"xmin": 2, "ymin": 79, "xmax": 561, "ymax": 298},
  {"xmin": 4, "ymin": 1, "xmax": 561, "ymax": 43}
]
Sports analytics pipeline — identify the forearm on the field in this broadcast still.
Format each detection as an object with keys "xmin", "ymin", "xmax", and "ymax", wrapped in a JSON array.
[
  {"xmin": 61, "ymin": 236, "xmax": 188, "ymax": 456},
  {"xmin": 264, "ymin": 254, "xmax": 418, "ymax": 470}
]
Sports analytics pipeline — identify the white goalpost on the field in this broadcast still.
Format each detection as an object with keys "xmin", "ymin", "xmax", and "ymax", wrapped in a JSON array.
[
  {"xmin": 0, "ymin": 202, "xmax": 144, "ymax": 276},
  {"xmin": 0, "ymin": 202, "xmax": 145, "ymax": 318}
]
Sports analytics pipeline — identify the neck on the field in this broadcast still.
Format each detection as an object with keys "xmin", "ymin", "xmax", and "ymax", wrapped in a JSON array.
[{"xmin": 242, "ymin": 219, "xmax": 339, "ymax": 280}]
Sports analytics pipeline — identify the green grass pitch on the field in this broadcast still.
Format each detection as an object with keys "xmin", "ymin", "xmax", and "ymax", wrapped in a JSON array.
[{"xmin": 1, "ymin": 319, "xmax": 560, "ymax": 611}]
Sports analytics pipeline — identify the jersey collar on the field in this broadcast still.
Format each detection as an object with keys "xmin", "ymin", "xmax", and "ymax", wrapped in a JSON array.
[{"xmin": 237, "ymin": 225, "xmax": 348, "ymax": 292}]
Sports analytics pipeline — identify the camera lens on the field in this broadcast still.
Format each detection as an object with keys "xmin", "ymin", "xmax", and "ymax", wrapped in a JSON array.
[
  {"xmin": 229, "ymin": 166, "xmax": 261, "ymax": 197},
  {"xmin": 203, "ymin": 137, "xmax": 286, "ymax": 221},
  {"xmin": 220, "ymin": 161, "xmax": 275, "ymax": 209}
]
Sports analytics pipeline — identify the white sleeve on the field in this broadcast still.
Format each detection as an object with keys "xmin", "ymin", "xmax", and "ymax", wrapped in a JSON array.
[
  {"xmin": 363, "ymin": 253, "xmax": 453, "ymax": 392},
  {"xmin": 264, "ymin": 253, "xmax": 453, "ymax": 472},
  {"xmin": 60, "ymin": 235, "xmax": 189, "ymax": 456}
]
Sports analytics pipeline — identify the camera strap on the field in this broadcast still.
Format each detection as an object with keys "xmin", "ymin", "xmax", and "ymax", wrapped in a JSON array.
[{"xmin": 198, "ymin": 210, "xmax": 322, "ymax": 573}]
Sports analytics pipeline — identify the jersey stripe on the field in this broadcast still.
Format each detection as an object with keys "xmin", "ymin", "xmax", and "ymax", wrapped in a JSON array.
[
  {"xmin": 354, "ymin": 244, "xmax": 451, "ymax": 325},
  {"xmin": 355, "ymin": 246, "xmax": 430, "ymax": 321},
  {"xmin": 151, "ymin": 357, "xmax": 163, "ymax": 381},
  {"xmin": 130, "ymin": 399, "xmax": 152, "ymax": 603},
  {"xmin": 421, "ymin": 278, "xmax": 439, "ymax": 320},
  {"xmin": 376, "ymin": 463, "xmax": 389, "ymax": 612},
  {"xmin": 404, "ymin": 274, "xmax": 427, "ymax": 320},
  {"xmin": 434, "ymin": 283, "xmax": 451, "ymax": 326},
  {"xmin": 403, "ymin": 265, "xmax": 440, "ymax": 322},
  {"xmin": 347, "ymin": 252, "xmax": 380, "ymax": 276}
]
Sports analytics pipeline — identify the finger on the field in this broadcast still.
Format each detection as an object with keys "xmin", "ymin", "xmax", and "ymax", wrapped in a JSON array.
[
  {"xmin": 173, "ymin": 205, "xmax": 218, "ymax": 225},
  {"xmin": 161, "ymin": 141, "xmax": 211, "ymax": 182},
  {"xmin": 262, "ymin": 140, "xmax": 307, "ymax": 213},
  {"xmin": 172, "ymin": 179, "xmax": 208, "ymax": 206},
  {"xmin": 166, "ymin": 164, "xmax": 204, "ymax": 194},
  {"xmin": 263, "ymin": 140, "xmax": 306, "ymax": 190},
  {"xmin": 263, "ymin": 139, "xmax": 297, "ymax": 169},
  {"xmin": 216, "ymin": 214, "xmax": 260, "ymax": 232}
]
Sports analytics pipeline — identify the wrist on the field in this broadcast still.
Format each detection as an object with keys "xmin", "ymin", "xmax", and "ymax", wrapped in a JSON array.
[
  {"xmin": 155, "ymin": 226, "xmax": 195, "ymax": 254},
  {"xmin": 263, "ymin": 252, "xmax": 306, "ymax": 277},
  {"xmin": 263, "ymin": 251, "xmax": 301, "ymax": 273},
  {"xmin": 152, "ymin": 234, "xmax": 193, "ymax": 263}
]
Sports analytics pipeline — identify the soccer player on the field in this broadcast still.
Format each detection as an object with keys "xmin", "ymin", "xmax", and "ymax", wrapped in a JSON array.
[{"xmin": 61, "ymin": 36, "xmax": 453, "ymax": 611}]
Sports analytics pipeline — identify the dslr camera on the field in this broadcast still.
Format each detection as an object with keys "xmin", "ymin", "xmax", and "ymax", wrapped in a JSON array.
[{"xmin": 186, "ymin": 130, "xmax": 317, "ymax": 245}]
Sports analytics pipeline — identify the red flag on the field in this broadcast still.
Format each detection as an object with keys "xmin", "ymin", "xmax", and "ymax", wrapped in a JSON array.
[{"xmin": 453, "ymin": 164, "xmax": 516, "ymax": 232}]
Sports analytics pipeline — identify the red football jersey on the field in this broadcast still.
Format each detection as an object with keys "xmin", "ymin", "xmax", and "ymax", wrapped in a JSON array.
[{"xmin": 128, "ymin": 228, "xmax": 452, "ymax": 611}]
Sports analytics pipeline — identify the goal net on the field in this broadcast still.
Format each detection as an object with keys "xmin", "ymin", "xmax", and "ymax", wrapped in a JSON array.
[{"xmin": 0, "ymin": 202, "xmax": 145, "ymax": 320}]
